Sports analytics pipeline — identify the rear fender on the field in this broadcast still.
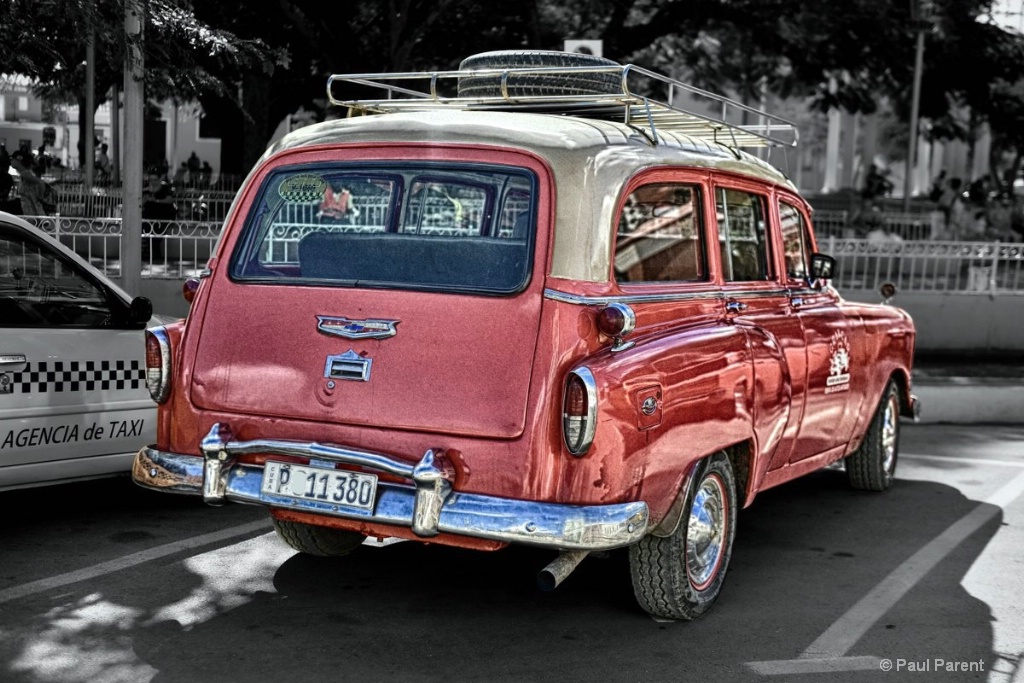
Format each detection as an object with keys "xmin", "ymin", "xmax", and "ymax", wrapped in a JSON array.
[{"xmin": 559, "ymin": 321, "xmax": 755, "ymax": 525}]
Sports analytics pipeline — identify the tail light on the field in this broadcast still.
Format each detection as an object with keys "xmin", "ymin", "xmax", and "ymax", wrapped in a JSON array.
[
  {"xmin": 563, "ymin": 367, "xmax": 598, "ymax": 456},
  {"xmin": 145, "ymin": 327, "xmax": 172, "ymax": 403}
]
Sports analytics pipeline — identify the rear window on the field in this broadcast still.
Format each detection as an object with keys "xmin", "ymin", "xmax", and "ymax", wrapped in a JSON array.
[{"xmin": 229, "ymin": 163, "xmax": 536, "ymax": 295}]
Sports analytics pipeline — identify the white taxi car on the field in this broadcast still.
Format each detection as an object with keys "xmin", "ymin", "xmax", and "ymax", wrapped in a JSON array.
[{"xmin": 0, "ymin": 211, "xmax": 165, "ymax": 490}]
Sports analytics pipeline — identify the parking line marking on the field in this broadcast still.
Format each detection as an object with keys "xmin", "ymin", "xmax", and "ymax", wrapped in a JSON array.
[
  {"xmin": 903, "ymin": 453, "xmax": 1024, "ymax": 468},
  {"xmin": 0, "ymin": 519, "xmax": 272, "ymax": 605},
  {"xmin": 746, "ymin": 656, "xmax": 882, "ymax": 675},
  {"xmin": 747, "ymin": 468, "xmax": 1024, "ymax": 674}
]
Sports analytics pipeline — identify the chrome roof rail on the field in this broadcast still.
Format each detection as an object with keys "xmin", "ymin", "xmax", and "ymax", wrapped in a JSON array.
[{"xmin": 326, "ymin": 64, "xmax": 798, "ymax": 150}]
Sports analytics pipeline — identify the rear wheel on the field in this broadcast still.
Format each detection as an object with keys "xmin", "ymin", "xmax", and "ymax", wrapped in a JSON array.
[
  {"xmin": 457, "ymin": 50, "xmax": 623, "ymax": 99},
  {"xmin": 846, "ymin": 379, "xmax": 901, "ymax": 491},
  {"xmin": 629, "ymin": 452, "xmax": 737, "ymax": 620},
  {"xmin": 271, "ymin": 517, "xmax": 365, "ymax": 557}
]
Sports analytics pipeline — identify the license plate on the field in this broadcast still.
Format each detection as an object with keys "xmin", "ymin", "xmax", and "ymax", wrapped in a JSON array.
[{"xmin": 261, "ymin": 462, "xmax": 377, "ymax": 510}]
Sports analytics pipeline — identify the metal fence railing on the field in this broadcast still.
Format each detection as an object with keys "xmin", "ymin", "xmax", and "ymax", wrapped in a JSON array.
[
  {"xmin": 14, "ymin": 216, "xmax": 1024, "ymax": 294},
  {"xmin": 825, "ymin": 238, "xmax": 1024, "ymax": 295},
  {"xmin": 7, "ymin": 178, "xmax": 238, "ymax": 221},
  {"xmin": 813, "ymin": 210, "xmax": 941, "ymax": 241},
  {"xmin": 21, "ymin": 215, "xmax": 221, "ymax": 279}
]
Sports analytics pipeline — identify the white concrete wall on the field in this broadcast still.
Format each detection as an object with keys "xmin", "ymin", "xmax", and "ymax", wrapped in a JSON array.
[{"xmin": 843, "ymin": 290, "xmax": 1024, "ymax": 353}]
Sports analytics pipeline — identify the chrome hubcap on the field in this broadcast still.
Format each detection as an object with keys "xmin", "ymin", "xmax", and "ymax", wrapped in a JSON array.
[
  {"xmin": 881, "ymin": 394, "xmax": 899, "ymax": 473},
  {"xmin": 686, "ymin": 474, "xmax": 727, "ymax": 590}
]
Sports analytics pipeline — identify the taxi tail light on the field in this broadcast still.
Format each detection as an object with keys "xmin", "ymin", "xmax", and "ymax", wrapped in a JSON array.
[
  {"xmin": 182, "ymin": 278, "xmax": 200, "ymax": 304},
  {"xmin": 145, "ymin": 327, "xmax": 172, "ymax": 403},
  {"xmin": 562, "ymin": 368, "xmax": 597, "ymax": 456}
]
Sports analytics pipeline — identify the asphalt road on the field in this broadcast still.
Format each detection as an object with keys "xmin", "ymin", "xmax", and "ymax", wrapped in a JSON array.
[{"xmin": 1, "ymin": 423, "xmax": 1022, "ymax": 683}]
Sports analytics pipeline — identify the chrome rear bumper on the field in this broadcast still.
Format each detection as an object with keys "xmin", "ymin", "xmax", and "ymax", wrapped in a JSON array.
[{"xmin": 132, "ymin": 423, "xmax": 648, "ymax": 551}]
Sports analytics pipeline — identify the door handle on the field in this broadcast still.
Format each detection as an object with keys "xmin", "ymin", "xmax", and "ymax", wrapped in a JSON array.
[
  {"xmin": 790, "ymin": 297, "xmax": 804, "ymax": 309},
  {"xmin": 726, "ymin": 300, "xmax": 748, "ymax": 314},
  {"xmin": 0, "ymin": 354, "xmax": 28, "ymax": 373}
]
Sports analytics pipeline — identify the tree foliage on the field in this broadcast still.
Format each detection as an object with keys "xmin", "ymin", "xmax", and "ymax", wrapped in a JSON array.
[
  {"xmin": 0, "ymin": 0, "xmax": 272, "ymax": 164},
  {"xmin": 3, "ymin": 0, "xmax": 1023, "ymax": 180}
]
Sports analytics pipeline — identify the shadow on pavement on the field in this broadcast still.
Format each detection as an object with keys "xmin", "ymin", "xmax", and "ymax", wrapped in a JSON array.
[{"xmin": 0, "ymin": 471, "xmax": 1003, "ymax": 683}]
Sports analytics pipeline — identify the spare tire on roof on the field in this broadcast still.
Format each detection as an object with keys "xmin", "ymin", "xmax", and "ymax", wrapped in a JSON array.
[{"xmin": 457, "ymin": 50, "xmax": 623, "ymax": 98}]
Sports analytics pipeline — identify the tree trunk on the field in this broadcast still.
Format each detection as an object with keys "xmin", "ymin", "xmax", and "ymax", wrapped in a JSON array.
[{"xmin": 241, "ymin": 71, "xmax": 271, "ymax": 174}]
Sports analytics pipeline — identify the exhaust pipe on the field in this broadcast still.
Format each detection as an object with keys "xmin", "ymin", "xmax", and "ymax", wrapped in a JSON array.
[{"xmin": 537, "ymin": 550, "xmax": 589, "ymax": 591}]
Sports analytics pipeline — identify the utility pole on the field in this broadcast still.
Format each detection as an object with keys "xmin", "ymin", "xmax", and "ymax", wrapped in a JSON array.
[
  {"xmin": 122, "ymin": 0, "xmax": 144, "ymax": 296},
  {"xmin": 822, "ymin": 76, "xmax": 841, "ymax": 193},
  {"xmin": 111, "ymin": 84, "xmax": 120, "ymax": 186},
  {"xmin": 903, "ymin": 0, "xmax": 931, "ymax": 212},
  {"xmin": 85, "ymin": 27, "xmax": 95, "ymax": 188}
]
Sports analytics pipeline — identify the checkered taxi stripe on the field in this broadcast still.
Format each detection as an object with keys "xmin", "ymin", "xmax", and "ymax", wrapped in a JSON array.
[{"xmin": 0, "ymin": 360, "xmax": 144, "ymax": 394}]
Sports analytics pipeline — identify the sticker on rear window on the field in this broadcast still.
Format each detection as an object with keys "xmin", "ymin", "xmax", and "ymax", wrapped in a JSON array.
[{"xmin": 279, "ymin": 174, "xmax": 327, "ymax": 202}]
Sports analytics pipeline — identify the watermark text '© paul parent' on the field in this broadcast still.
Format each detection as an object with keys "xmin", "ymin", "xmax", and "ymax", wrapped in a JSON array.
[{"xmin": 879, "ymin": 658, "xmax": 985, "ymax": 673}]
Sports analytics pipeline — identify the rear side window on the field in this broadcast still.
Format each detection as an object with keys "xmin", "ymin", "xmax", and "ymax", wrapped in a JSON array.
[
  {"xmin": 615, "ymin": 183, "xmax": 705, "ymax": 283},
  {"xmin": 230, "ymin": 164, "xmax": 536, "ymax": 295},
  {"xmin": 716, "ymin": 188, "xmax": 772, "ymax": 282}
]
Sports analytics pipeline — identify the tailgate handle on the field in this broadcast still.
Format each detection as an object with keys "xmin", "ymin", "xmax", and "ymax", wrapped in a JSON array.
[
  {"xmin": 0, "ymin": 354, "xmax": 27, "ymax": 373},
  {"xmin": 324, "ymin": 351, "xmax": 372, "ymax": 382}
]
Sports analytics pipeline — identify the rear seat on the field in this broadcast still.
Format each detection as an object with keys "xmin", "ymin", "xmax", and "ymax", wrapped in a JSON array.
[{"xmin": 298, "ymin": 231, "xmax": 529, "ymax": 292}]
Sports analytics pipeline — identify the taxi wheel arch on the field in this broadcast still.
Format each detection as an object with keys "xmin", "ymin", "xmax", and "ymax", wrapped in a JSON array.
[
  {"xmin": 271, "ymin": 517, "xmax": 366, "ymax": 557},
  {"xmin": 846, "ymin": 378, "xmax": 901, "ymax": 492},
  {"xmin": 628, "ymin": 451, "xmax": 737, "ymax": 620}
]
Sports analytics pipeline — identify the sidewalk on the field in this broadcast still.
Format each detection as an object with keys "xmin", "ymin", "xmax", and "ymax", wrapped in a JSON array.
[{"xmin": 911, "ymin": 356, "xmax": 1024, "ymax": 424}]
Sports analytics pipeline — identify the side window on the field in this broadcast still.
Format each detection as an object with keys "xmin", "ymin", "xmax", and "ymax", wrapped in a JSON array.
[
  {"xmin": 615, "ymin": 183, "xmax": 704, "ymax": 284},
  {"xmin": 779, "ymin": 200, "xmax": 812, "ymax": 280},
  {"xmin": 0, "ymin": 229, "xmax": 112, "ymax": 327},
  {"xmin": 716, "ymin": 188, "xmax": 771, "ymax": 282}
]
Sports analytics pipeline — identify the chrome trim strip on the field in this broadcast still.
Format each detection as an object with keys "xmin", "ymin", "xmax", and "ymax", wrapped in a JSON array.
[
  {"xmin": 132, "ymin": 445, "xmax": 648, "ymax": 551},
  {"xmin": 146, "ymin": 326, "xmax": 172, "ymax": 404},
  {"xmin": 564, "ymin": 367, "xmax": 598, "ymax": 456},
  {"xmin": 544, "ymin": 288, "xmax": 724, "ymax": 306},
  {"xmin": 723, "ymin": 289, "xmax": 790, "ymax": 299},
  {"xmin": 544, "ymin": 288, "xmax": 790, "ymax": 306}
]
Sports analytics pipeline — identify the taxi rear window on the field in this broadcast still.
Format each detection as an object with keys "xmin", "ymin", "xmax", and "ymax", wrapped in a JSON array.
[{"xmin": 230, "ymin": 163, "xmax": 536, "ymax": 295}]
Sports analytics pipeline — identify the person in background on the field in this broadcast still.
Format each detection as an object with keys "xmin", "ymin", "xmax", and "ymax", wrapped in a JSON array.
[
  {"xmin": 95, "ymin": 143, "xmax": 112, "ymax": 182},
  {"xmin": 186, "ymin": 151, "xmax": 201, "ymax": 183},
  {"xmin": 173, "ymin": 161, "xmax": 188, "ymax": 188},
  {"xmin": 863, "ymin": 163, "xmax": 894, "ymax": 200},
  {"xmin": 199, "ymin": 161, "xmax": 212, "ymax": 189},
  {"xmin": 0, "ymin": 144, "xmax": 13, "ymax": 210},
  {"xmin": 8, "ymin": 150, "xmax": 52, "ymax": 215},
  {"xmin": 939, "ymin": 177, "xmax": 966, "ymax": 238},
  {"xmin": 929, "ymin": 170, "xmax": 947, "ymax": 202}
]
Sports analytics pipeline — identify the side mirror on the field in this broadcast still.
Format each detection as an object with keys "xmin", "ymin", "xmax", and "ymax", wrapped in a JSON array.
[
  {"xmin": 809, "ymin": 253, "xmax": 836, "ymax": 281},
  {"xmin": 127, "ymin": 296, "xmax": 154, "ymax": 325}
]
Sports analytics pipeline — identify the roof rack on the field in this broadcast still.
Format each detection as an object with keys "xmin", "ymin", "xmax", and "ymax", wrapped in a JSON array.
[{"xmin": 326, "ymin": 64, "xmax": 798, "ymax": 150}]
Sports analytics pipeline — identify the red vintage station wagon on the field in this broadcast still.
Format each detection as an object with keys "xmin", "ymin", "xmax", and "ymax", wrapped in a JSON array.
[{"xmin": 133, "ymin": 51, "xmax": 918, "ymax": 620}]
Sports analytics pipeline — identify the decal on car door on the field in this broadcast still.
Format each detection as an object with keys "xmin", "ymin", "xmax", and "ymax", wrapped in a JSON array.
[{"xmin": 825, "ymin": 330, "xmax": 851, "ymax": 394}]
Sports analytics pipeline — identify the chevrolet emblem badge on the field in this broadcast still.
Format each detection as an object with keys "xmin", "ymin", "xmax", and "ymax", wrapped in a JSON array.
[{"xmin": 317, "ymin": 316, "xmax": 399, "ymax": 340}]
